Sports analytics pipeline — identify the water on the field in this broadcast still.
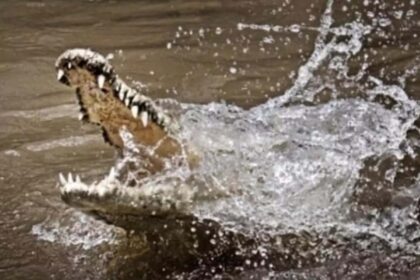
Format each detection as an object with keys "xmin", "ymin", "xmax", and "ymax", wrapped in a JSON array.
[{"xmin": 1, "ymin": 0, "xmax": 420, "ymax": 279}]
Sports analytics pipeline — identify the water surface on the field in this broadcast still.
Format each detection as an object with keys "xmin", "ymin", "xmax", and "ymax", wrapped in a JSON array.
[{"xmin": 1, "ymin": 0, "xmax": 420, "ymax": 279}]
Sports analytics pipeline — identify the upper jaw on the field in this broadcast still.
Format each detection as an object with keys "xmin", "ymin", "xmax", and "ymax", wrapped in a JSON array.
[
  {"xmin": 55, "ymin": 48, "xmax": 176, "ymax": 132},
  {"xmin": 55, "ymin": 48, "xmax": 115, "ymax": 88}
]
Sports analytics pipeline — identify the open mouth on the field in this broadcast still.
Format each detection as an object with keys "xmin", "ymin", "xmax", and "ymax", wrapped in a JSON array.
[
  {"xmin": 55, "ymin": 48, "xmax": 174, "ymax": 131},
  {"xmin": 54, "ymin": 49, "xmax": 191, "ymax": 217}
]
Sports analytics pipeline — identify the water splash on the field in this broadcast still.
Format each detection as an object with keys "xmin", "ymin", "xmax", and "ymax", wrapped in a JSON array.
[
  {"xmin": 150, "ymin": 0, "xmax": 420, "ymax": 254},
  {"xmin": 41, "ymin": 0, "xmax": 420, "ymax": 269},
  {"xmin": 31, "ymin": 211, "xmax": 120, "ymax": 250}
]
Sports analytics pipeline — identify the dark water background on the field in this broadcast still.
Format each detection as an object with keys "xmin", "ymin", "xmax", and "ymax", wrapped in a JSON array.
[{"xmin": 1, "ymin": 0, "xmax": 420, "ymax": 279}]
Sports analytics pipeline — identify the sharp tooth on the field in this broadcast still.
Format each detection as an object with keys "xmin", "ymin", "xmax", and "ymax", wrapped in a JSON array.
[
  {"xmin": 109, "ymin": 167, "xmax": 116, "ymax": 179},
  {"xmin": 97, "ymin": 75, "xmax": 105, "ymax": 89},
  {"xmin": 131, "ymin": 105, "xmax": 139, "ymax": 118},
  {"xmin": 68, "ymin": 173, "xmax": 74, "ymax": 183},
  {"xmin": 156, "ymin": 112, "xmax": 162, "ymax": 121},
  {"xmin": 67, "ymin": 62, "xmax": 72, "ymax": 69},
  {"xmin": 114, "ymin": 82, "xmax": 121, "ymax": 91},
  {"xmin": 76, "ymin": 175, "xmax": 81, "ymax": 183},
  {"xmin": 119, "ymin": 85, "xmax": 126, "ymax": 100},
  {"xmin": 140, "ymin": 111, "xmax": 148, "ymax": 127},
  {"xmin": 57, "ymin": 69, "xmax": 64, "ymax": 81},
  {"xmin": 59, "ymin": 173, "xmax": 67, "ymax": 185},
  {"xmin": 78, "ymin": 113, "xmax": 84, "ymax": 121},
  {"xmin": 125, "ymin": 96, "xmax": 131, "ymax": 106},
  {"xmin": 119, "ymin": 91, "xmax": 124, "ymax": 100}
]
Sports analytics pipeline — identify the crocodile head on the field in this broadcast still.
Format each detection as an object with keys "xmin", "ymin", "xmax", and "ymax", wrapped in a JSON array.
[
  {"xmin": 55, "ymin": 49, "xmax": 182, "ymax": 172},
  {"xmin": 54, "ymin": 49, "xmax": 201, "ymax": 217}
]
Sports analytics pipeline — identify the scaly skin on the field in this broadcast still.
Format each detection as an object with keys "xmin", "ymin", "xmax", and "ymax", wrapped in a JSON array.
[{"xmin": 55, "ymin": 48, "xmax": 187, "ymax": 174}]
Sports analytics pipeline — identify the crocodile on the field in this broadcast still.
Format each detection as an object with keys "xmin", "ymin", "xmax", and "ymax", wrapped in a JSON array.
[
  {"xmin": 55, "ymin": 49, "xmax": 204, "ymax": 218},
  {"xmin": 54, "ymin": 49, "xmax": 292, "ymax": 276},
  {"xmin": 54, "ymin": 49, "xmax": 420, "ymax": 278}
]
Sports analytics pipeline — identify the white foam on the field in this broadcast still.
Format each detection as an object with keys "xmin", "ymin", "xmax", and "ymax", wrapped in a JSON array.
[{"xmin": 31, "ymin": 211, "xmax": 120, "ymax": 250}]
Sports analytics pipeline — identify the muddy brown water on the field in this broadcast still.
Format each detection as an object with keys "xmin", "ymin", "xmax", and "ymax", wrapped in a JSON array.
[{"xmin": 1, "ymin": 0, "xmax": 420, "ymax": 279}]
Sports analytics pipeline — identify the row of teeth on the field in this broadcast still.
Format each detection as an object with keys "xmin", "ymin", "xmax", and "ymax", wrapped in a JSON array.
[
  {"xmin": 112, "ymin": 79, "xmax": 156, "ymax": 128},
  {"xmin": 57, "ymin": 67, "xmax": 159, "ymax": 128},
  {"xmin": 56, "ymin": 49, "xmax": 171, "ymax": 130},
  {"xmin": 58, "ymin": 168, "xmax": 117, "ymax": 187},
  {"xmin": 58, "ymin": 172, "xmax": 81, "ymax": 185}
]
